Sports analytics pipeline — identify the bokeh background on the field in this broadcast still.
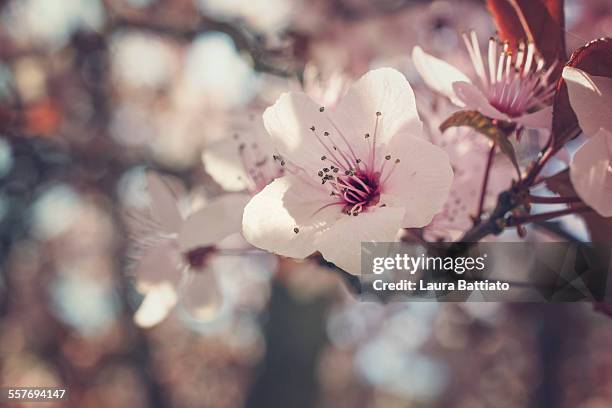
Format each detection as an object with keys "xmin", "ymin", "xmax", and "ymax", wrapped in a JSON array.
[{"xmin": 1, "ymin": 0, "xmax": 612, "ymax": 407}]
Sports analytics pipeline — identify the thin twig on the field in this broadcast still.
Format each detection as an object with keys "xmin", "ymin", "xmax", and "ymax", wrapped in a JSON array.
[
  {"xmin": 527, "ymin": 194, "xmax": 582, "ymax": 204},
  {"xmin": 507, "ymin": 206, "xmax": 592, "ymax": 227},
  {"xmin": 474, "ymin": 142, "xmax": 496, "ymax": 225}
]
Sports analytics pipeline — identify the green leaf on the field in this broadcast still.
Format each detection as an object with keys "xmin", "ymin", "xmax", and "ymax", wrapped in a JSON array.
[{"xmin": 439, "ymin": 110, "xmax": 520, "ymax": 176}]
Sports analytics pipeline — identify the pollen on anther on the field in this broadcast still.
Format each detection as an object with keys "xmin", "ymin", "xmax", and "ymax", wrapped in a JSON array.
[
  {"xmin": 318, "ymin": 171, "xmax": 324, "ymax": 177},
  {"xmin": 293, "ymin": 227, "xmax": 299, "ymax": 234},
  {"xmin": 321, "ymin": 155, "xmax": 326, "ymax": 160},
  {"xmin": 324, "ymin": 131, "xmax": 329, "ymax": 136},
  {"xmin": 319, "ymin": 107, "xmax": 325, "ymax": 112},
  {"xmin": 376, "ymin": 111, "xmax": 382, "ymax": 116},
  {"xmin": 364, "ymin": 133, "xmax": 370, "ymax": 139},
  {"xmin": 310, "ymin": 126, "xmax": 315, "ymax": 131}
]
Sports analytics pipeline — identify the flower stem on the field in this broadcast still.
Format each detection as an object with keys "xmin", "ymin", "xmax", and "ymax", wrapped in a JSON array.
[
  {"xmin": 474, "ymin": 143, "xmax": 496, "ymax": 225},
  {"xmin": 526, "ymin": 195, "xmax": 582, "ymax": 204},
  {"xmin": 506, "ymin": 207, "xmax": 592, "ymax": 227}
]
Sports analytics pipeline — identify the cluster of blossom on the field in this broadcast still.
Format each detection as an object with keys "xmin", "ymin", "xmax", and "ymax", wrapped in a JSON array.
[{"xmin": 125, "ymin": 4, "xmax": 612, "ymax": 327}]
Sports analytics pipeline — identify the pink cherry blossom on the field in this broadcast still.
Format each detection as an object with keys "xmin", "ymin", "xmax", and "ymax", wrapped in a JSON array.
[
  {"xmin": 564, "ymin": 67, "xmax": 612, "ymax": 217},
  {"xmin": 203, "ymin": 112, "xmax": 284, "ymax": 194},
  {"xmin": 124, "ymin": 170, "xmax": 252, "ymax": 327},
  {"xmin": 412, "ymin": 31, "xmax": 556, "ymax": 129},
  {"xmin": 242, "ymin": 68, "xmax": 453, "ymax": 274},
  {"xmin": 203, "ymin": 72, "xmax": 350, "ymax": 194},
  {"xmin": 418, "ymin": 97, "xmax": 515, "ymax": 241}
]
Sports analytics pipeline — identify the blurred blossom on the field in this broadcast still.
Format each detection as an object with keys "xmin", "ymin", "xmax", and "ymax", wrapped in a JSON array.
[
  {"xmin": 184, "ymin": 32, "xmax": 258, "ymax": 109},
  {"xmin": 196, "ymin": 0, "xmax": 293, "ymax": 33},
  {"xmin": 49, "ymin": 273, "xmax": 119, "ymax": 336},
  {"xmin": 327, "ymin": 302, "xmax": 386, "ymax": 349},
  {"xmin": 355, "ymin": 338, "xmax": 448, "ymax": 402},
  {"xmin": 0, "ymin": 65, "xmax": 13, "ymax": 99},
  {"xmin": 2, "ymin": 0, "xmax": 105, "ymax": 48},
  {"xmin": 13, "ymin": 58, "xmax": 47, "ymax": 103},
  {"xmin": 110, "ymin": 102, "xmax": 157, "ymax": 147},
  {"xmin": 31, "ymin": 184, "xmax": 83, "ymax": 240},
  {"xmin": 382, "ymin": 305, "xmax": 437, "ymax": 350},
  {"xmin": 0, "ymin": 137, "xmax": 14, "ymax": 178},
  {"xmin": 124, "ymin": 170, "xmax": 272, "ymax": 331},
  {"xmin": 111, "ymin": 32, "xmax": 178, "ymax": 90},
  {"xmin": 1, "ymin": 354, "xmax": 62, "ymax": 389},
  {"xmin": 117, "ymin": 166, "xmax": 151, "ymax": 209}
]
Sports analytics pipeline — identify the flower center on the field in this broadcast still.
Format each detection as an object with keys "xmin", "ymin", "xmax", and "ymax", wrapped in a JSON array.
[
  {"xmin": 463, "ymin": 31, "xmax": 556, "ymax": 118},
  {"xmin": 334, "ymin": 170, "xmax": 381, "ymax": 215},
  {"xmin": 275, "ymin": 110, "xmax": 401, "ymax": 237},
  {"xmin": 183, "ymin": 246, "xmax": 217, "ymax": 270}
]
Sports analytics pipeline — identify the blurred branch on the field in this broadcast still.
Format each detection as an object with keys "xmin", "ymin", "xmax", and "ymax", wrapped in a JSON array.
[{"xmin": 102, "ymin": 0, "xmax": 296, "ymax": 77}]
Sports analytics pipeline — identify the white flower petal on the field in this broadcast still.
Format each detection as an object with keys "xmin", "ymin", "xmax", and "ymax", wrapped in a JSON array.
[
  {"xmin": 146, "ymin": 171, "xmax": 185, "ymax": 233},
  {"xmin": 263, "ymin": 91, "xmax": 338, "ymax": 175},
  {"xmin": 333, "ymin": 68, "xmax": 423, "ymax": 151},
  {"xmin": 380, "ymin": 135, "xmax": 453, "ymax": 227},
  {"xmin": 316, "ymin": 206, "xmax": 406, "ymax": 275},
  {"xmin": 563, "ymin": 67, "xmax": 612, "ymax": 136},
  {"xmin": 202, "ymin": 138, "xmax": 250, "ymax": 192},
  {"xmin": 178, "ymin": 267, "xmax": 226, "ymax": 325},
  {"xmin": 570, "ymin": 129, "xmax": 612, "ymax": 217},
  {"xmin": 242, "ymin": 175, "xmax": 343, "ymax": 259},
  {"xmin": 178, "ymin": 193, "xmax": 251, "ymax": 251},
  {"xmin": 412, "ymin": 46, "xmax": 472, "ymax": 107},
  {"xmin": 134, "ymin": 283, "xmax": 177, "ymax": 328},
  {"xmin": 452, "ymin": 82, "xmax": 508, "ymax": 121},
  {"xmin": 514, "ymin": 106, "xmax": 552, "ymax": 129},
  {"xmin": 134, "ymin": 240, "xmax": 182, "ymax": 290}
]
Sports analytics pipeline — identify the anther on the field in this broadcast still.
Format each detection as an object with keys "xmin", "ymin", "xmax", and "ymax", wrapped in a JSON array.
[
  {"xmin": 319, "ymin": 107, "xmax": 325, "ymax": 112},
  {"xmin": 293, "ymin": 227, "xmax": 299, "ymax": 234},
  {"xmin": 376, "ymin": 111, "xmax": 381, "ymax": 116},
  {"xmin": 310, "ymin": 126, "xmax": 315, "ymax": 131},
  {"xmin": 385, "ymin": 155, "xmax": 391, "ymax": 160},
  {"xmin": 321, "ymin": 155, "xmax": 326, "ymax": 160},
  {"xmin": 324, "ymin": 131, "xmax": 329, "ymax": 136}
]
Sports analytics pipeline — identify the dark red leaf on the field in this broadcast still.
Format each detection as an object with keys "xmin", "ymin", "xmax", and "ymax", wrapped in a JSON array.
[
  {"xmin": 551, "ymin": 38, "xmax": 612, "ymax": 151},
  {"xmin": 486, "ymin": 0, "xmax": 566, "ymax": 69}
]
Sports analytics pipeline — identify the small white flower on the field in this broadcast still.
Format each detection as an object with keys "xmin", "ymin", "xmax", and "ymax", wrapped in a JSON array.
[
  {"xmin": 125, "ymin": 171, "xmax": 251, "ymax": 328},
  {"xmin": 242, "ymin": 68, "xmax": 453, "ymax": 274}
]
